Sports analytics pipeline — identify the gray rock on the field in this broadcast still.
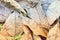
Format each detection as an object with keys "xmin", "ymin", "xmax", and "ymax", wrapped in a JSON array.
[{"xmin": 3, "ymin": 10, "xmax": 48, "ymax": 37}]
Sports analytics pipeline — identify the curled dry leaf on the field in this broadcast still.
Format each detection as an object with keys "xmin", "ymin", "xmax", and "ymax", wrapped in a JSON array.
[
  {"xmin": 3, "ymin": 11, "xmax": 48, "ymax": 37},
  {"xmin": 21, "ymin": 16, "xmax": 48, "ymax": 37},
  {"xmin": 19, "ymin": 1, "xmax": 50, "ymax": 29},
  {"xmin": 3, "ymin": 12, "xmax": 23, "ymax": 36}
]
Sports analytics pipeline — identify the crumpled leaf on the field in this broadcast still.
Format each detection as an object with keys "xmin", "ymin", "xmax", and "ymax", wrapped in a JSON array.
[
  {"xmin": 19, "ymin": 1, "xmax": 50, "ymax": 29},
  {"xmin": 3, "ymin": 11, "xmax": 23, "ymax": 36},
  {"xmin": 21, "ymin": 15, "xmax": 48, "ymax": 37}
]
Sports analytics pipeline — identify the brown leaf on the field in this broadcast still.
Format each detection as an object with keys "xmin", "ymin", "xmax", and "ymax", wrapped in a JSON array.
[
  {"xmin": 19, "ymin": 1, "xmax": 50, "ymax": 29},
  {"xmin": 22, "ymin": 16, "xmax": 48, "ymax": 37},
  {"xmin": 3, "ymin": 12, "xmax": 23, "ymax": 36}
]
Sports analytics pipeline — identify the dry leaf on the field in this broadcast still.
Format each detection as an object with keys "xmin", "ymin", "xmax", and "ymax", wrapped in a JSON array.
[
  {"xmin": 3, "ymin": 12, "xmax": 23, "ymax": 36},
  {"xmin": 22, "ymin": 16, "xmax": 48, "ymax": 37}
]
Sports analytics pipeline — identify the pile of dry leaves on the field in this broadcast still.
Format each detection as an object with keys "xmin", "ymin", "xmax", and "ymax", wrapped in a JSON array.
[{"xmin": 0, "ymin": 0, "xmax": 60, "ymax": 40}]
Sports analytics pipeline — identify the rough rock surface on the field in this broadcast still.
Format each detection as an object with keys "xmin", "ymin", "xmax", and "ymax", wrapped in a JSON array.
[{"xmin": 3, "ymin": 11, "xmax": 48, "ymax": 37}]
